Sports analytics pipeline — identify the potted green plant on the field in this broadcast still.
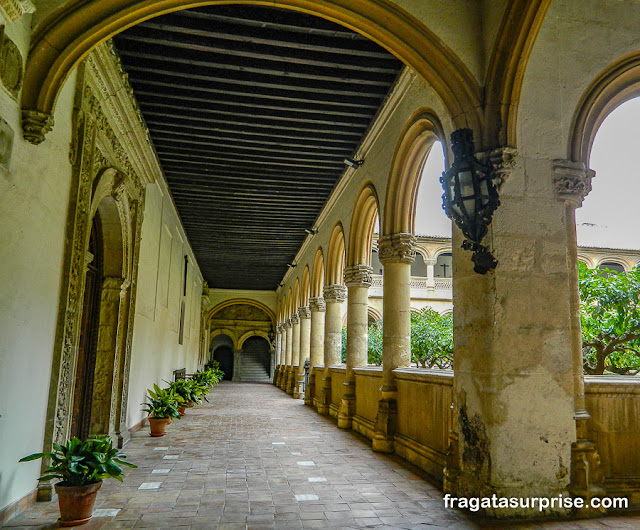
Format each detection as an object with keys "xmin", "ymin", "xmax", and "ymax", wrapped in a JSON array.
[
  {"xmin": 169, "ymin": 379, "xmax": 207, "ymax": 410},
  {"xmin": 141, "ymin": 384, "xmax": 183, "ymax": 436},
  {"xmin": 19, "ymin": 435, "xmax": 136, "ymax": 527}
]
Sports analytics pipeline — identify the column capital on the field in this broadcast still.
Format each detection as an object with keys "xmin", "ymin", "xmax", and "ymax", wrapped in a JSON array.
[
  {"xmin": 309, "ymin": 297, "xmax": 326, "ymax": 312},
  {"xmin": 378, "ymin": 233, "xmax": 416, "ymax": 264},
  {"xmin": 290, "ymin": 313, "xmax": 300, "ymax": 325},
  {"xmin": 553, "ymin": 159, "xmax": 595, "ymax": 207},
  {"xmin": 284, "ymin": 319, "xmax": 292, "ymax": 329},
  {"xmin": 298, "ymin": 306, "xmax": 311, "ymax": 319},
  {"xmin": 344, "ymin": 264, "xmax": 373, "ymax": 287},
  {"xmin": 276, "ymin": 324, "xmax": 284, "ymax": 334},
  {"xmin": 323, "ymin": 284, "xmax": 347, "ymax": 303},
  {"xmin": 424, "ymin": 258, "xmax": 437, "ymax": 266},
  {"xmin": 477, "ymin": 146, "xmax": 518, "ymax": 189}
]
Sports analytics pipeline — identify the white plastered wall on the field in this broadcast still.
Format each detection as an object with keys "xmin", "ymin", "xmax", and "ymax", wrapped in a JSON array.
[{"xmin": 0, "ymin": 11, "xmax": 75, "ymax": 514}]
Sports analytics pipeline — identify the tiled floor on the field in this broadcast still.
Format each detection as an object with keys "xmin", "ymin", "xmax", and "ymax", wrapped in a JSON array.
[{"xmin": 4, "ymin": 382, "xmax": 639, "ymax": 529}]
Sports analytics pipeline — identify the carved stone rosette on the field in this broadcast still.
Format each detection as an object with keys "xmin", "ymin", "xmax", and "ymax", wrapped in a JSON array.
[
  {"xmin": 298, "ymin": 306, "xmax": 311, "ymax": 319},
  {"xmin": 323, "ymin": 284, "xmax": 347, "ymax": 303},
  {"xmin": 553, "ymin": 159, "xmax": 595, "ymax": 207},
  {"xmin": 344, "ymin": 264, "xmax": 373, "ymax": 287},
  {"xmin": 309, "ymin": 297, "xmax": 326, "ymax": 312},
  {"xmin": 290, "ymin": 313, "xmax": 300, "ymax": 325},
  {"xmin": 378, "ymin": 233, "xmax": 417, "ymax": 264}
]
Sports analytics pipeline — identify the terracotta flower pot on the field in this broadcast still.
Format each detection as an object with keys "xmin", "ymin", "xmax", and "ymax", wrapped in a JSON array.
[
  {"xmin": 149, "ymin": 417, "xmax": 170, "ymax": 437},
  {"xmin": 54, "ymin": 481, "xmax": 102, "ymax": 527},
  {"xmin": 178, "ymin": 405, "xmax": 186, "ymax": 416},
  {"xmin": 185, "ymin": 400, "xmax": 194, "ymax": 408}
]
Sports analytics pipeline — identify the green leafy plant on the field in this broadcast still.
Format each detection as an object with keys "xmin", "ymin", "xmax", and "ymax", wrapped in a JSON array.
[
  {"xmin": 579, "ymin": 262, "xmax": 640, "ymax": 375},
  {"xmin": 169, "ymin": 379, "xmax": 208, "ymax": 404},
  {"xmin": 367, "ymin": 320, "xmax": 383, "ymax": 365},
  {"xmin": 141, "ymin": 384, "xmax": 183, "ymax": 419},
  {"xmin": 411, "ymin": 308, "xmax": 453, "ymax": 369},
  {"xmin": 19, "ymin": 435, "xmax": 136, "ymax": 487}
]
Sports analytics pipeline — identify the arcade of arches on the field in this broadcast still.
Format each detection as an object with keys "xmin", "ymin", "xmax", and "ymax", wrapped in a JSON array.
[{"xmin": 2, "ymin": 0, "xmax": 640, "ymax": 525}]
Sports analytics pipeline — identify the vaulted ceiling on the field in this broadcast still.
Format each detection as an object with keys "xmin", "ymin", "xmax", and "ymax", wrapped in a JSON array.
[{"xmin": 113, "ymin": 5, "xmax": 404, "ymax": 290}]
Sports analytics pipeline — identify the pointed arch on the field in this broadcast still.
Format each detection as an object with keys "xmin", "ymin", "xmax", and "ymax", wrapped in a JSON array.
[
  {"xmin": 286, "ymin": 288, "xmax": 292, "ymax": 319},
  {"xmin": 348, "ymin": 183, "xmax": 380, "ymax": 267},
  {"xmin": 383, "ymin": 109, "xmax": 447, "ymax": 236},
  {"xmin": 301, "ymin": 266, "xmax": 311, "ymax": 307},
  {"xmin": 326, "ymin": 222, "xmax": 346, "ymax": 285},
  {"xmin": 293, "ymin": 278, "xmax": 301, "ymax": 314},
  {"xmin": 22, "ymin": 0, "xmax": 482, "ymax": 144},
  {"xmin": 310, "ymin": 248, "xmax": 325, "ymax": 298},
  {"xmin": 568, "ymin": 51, "xmax": 640, "ymax": 165}
]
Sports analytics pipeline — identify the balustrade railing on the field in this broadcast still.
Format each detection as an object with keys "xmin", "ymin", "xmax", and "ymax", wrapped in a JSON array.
[{"xmin": 369, "ymin": 275, "xmax": 452, "ymax": 291}]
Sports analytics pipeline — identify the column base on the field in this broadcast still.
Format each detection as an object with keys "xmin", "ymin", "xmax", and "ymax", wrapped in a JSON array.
[
  {"xmin": 372, "ymin": 397, "xmax": 397, "ymax": 453},
  {"xmin": 304, "ymin": 375, "xmax": 315, "ymax": 406},
  {"xmin": 294, "ymin": 373, "xmax": 305, "ymax": 399},
  {"xmin": 337, "ymin": 395, "xmax": 355, "ymax": 429},
  {"xmin": 317, "ymin": 377, "xmax": 331, "ymax": 415},
  {"xmin": 442, "ymin": 431, "xmax": 459, "ymax": 495},
  {"xmin": 286, "ymin": 368, "xmax": 296, "ymax": 395},
  {"xmin": 273, "ymin": 366, "xmax": 280, "ymax": 386},
  {"xmin": 570, "ymin": 439, "xmax": 607, "ymax": 518}
]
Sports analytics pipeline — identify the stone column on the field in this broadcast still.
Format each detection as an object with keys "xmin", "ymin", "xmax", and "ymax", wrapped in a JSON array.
[
  {"xmin": 338, "ymin": 265, "xmax": 372, "ymax": 429},
  {"xmin": 307, "ymin": 297, "xmax": 326, "ymax": 406},
  {"xmin": 318, "ymin": 284, "xmax": 347, "ymax": 415},
  {"xmin": 554, "ymin": 160, "xmax": 604, "ymax": 510},
  {"xmin": 274, "ymin": 325, "xmax": 282, "ymax": 386},
  {"xmin": 232, "ymin": 349, "xmax": 243, "ymax": 382},
  {"xmin": 373, "ymin": 233, "xmax": 415, "ymax": 452},
  {"xmin": 287, "ymin": 313, "xmax": 300, "ymax": 395},
  {"xmin": 425, "ymin": 258, "xmax": 436, "ymax": 290},
  {"xmin": 296, "ymin": 306, "xmax": 311, "ymax": 399},
  {"xmin": 450, "ymin": 149, "xmax": 578, "ymax": 518}
]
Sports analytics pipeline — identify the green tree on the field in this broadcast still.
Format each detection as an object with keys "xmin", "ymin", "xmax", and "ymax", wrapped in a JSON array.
[
  {"xmin": 341, "ymin": 326, "xmax": 347, "ymax": 363},
  {"xmin": 579, "ymin": 262, "xmax": 640, "ymax": 375},
  {"xmin": 367, "ymin": 320, "xmax": 383, "ymax": 365},
  {"xmin": 410, "ymin": 308, "xmax": 453, "ymax": 369}
]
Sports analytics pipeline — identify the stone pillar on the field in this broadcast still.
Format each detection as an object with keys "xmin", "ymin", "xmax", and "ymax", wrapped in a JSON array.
[
  {"xmin": 274, "ymin": 325, "xmax": 282, "ymax": 386},
  {"xmin": 450, "ymin": 149, "xmax": 577, "ymax": 518},
  {"xmin": 232, "ymin": 349, "xmax": 242, "ymax": 382},
  {"xmin": 425, "ymin": 258, "xmax": 436, "ymax": 290},
  {"xmin": 307, "ymin": 297, "xmax": 326, "ymax": 406},
  {"xmin": 339, "ymin": 265, "xmax": 372, "ymax": 429},
  {"xmin": 296, "ymin": 306, "xmax": 311, "ymax": 399},
  {"xmin": 318, "ymin": 284, "xmax": 347, "ymax": 415},
  {"xmin": 554, "ymin": 160, "xmax": 605, "ymax": 512},
  {"xmin": 287, "ymin": 314, "xmax": 300, "ymax": 395},
  {"xmin": 373, "ymin": 233, "xmax": 415, "ymax": 452}
]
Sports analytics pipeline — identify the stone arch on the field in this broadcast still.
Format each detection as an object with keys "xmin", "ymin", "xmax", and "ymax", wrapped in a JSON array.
[
  {"xmin": 210, "ymin": 329, "xmax": 239, "ymax": 350},
  {"xmin": 301, "ymin": 266, "xmax": 310, "ymax": 307},
  {"xmin": 433, "ymin": 246, "xmax": 453, "ymax": 258},
  {"xmin": 383, "ymin": 108, "xmax": 447, "ymax": 236},
  {"xmin": 326, "ymin": 222, "xmax": 346, "ymax": 285},
  {"xmin": 238, "ymin": 330, "xmax": 271, "ymax": 349},
  {"xmin": 347, "ymin": 182, "xmax": 380, "ymax": 267},
  {"xmin": 206, "ymin": 298, "xmax": 276, "ymax": 327},
  {"xmin": 577, "ymin": 253, "xmax": 595, "ymax": 269},
  {"xmin": 292, "ymin": 278, "xmax": 301, "ymax": 314},
  {"xmin": 596, "ymin": 257, "xmax": 630, "ymax": 272},
  {"xmin": 286, "ymin": 288, "xmax": 292, "ymax": 319},
  {"xmin": 568, "ymin": 51, "xmax": 640, "ymax": 165},
  {"xmin": 368, "ymin": 306, "xmax": 383, "ymax": 323},
  {"xmin": 310, "ymin": 248, "xmax": 325, "ymax": 299},
  {"xmin": 22, "ymin": 0, "xmax": 483, "ymax": 144}
]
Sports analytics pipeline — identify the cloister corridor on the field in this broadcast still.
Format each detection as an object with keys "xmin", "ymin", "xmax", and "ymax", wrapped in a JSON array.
[{"xmin": 4, "ymin": 383, "xmax": 638, "ymax": 530}]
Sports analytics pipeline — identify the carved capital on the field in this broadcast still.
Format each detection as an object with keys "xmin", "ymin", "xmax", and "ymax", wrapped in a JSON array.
[
  {"xmin": 344, "ymin": 264, "xmax": 373, "ymax": 287},
  {"xmin": 309, "ymin": 297, "xmax": 326, "ymax": 312},
  {"xmin": 478, "ymin": 147, "xmax": 518, "ymax": 189},
  {"xmin": 323, "ymin": 284, "xmax": 347, "ymax": 303},
  {"xmin": 22, "ymin": 110, "xmax": 54, "ymax": 145},
  {"xmin": 0, "ymin": 0, "xmax": 35, "ymax": 22},
  {"xmin": 554, "ymin": 160, "xmax": 594, "ymax": 207},
  {"xmin": 298, "ymin": 306, "xmax": 311, "ymax": 319},
  {"xmin": 290, "ymin": 313, "xmax": 300, "ymax": 325},
  {"xmin": 284, "ymin": 319, "xmax": 292, "ymax": 329},
  {"xmin": 378, "ymin": 233, "xmax": 416, "ymax": 264},
  {"xmin": 424, "ymin": 258, "xmax": 437, "ymax": 266}
]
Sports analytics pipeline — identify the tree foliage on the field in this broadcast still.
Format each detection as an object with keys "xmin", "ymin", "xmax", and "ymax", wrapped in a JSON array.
[
  {"xmin": 410, "ymin": 308, "xmax": 453, "ymax": 369},
  {"xmin": 341, "ymin": 322, "xmax": 383, "ymax": 365},
  {"xmin": 579, "ymin": 262, "xmax": 640, "ymax": 375}
]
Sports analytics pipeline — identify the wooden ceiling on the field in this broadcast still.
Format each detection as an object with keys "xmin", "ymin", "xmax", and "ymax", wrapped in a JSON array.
[{"xmin": 113, "ymin": 5, "xmax": 404, "ymax": 290}]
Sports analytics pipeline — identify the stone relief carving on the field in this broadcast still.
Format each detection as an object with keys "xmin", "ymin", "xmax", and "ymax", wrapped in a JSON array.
[
  {"xmin": 323, "ymin": 284, "xmax": 348, "ymax": 302},
  {"xmin": 298, "ymin": 306, "xmax": 311, "ymax": 319},
  {"xmin": 290, "ymin": 313, "xmax": 300, "ymax": 325},
  {"xmin": 0, "ymin": 26, "xmax": 22, "ymax": 98},
  {"xmin": 309, "ymin": 296, "xmax": 326, "ymax": 312},
  {"xmin": 378, "ymin": 233, "xmax": 416, "ymax": 264},
  {"xmin": 554, "ymin": 159, "xmax": 594, "ymax": 207},
  {"xmin": 344, "ymin": 264, "xmax": 373, "ymax": 287},
  {"xmin": 0, "ymin": 0, "xmax": 34, "ymax": 22}
]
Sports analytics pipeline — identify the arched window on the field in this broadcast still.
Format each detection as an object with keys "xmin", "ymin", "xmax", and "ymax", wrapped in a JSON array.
[
  {"xmin": 435, "ymin": 253, "xmax": 452, "ymax": 278},
  {"xmin": 371, "ymin": 248, "xmax": 383, "ymax": 276},
  {"xmin": 411, "ymin": 253, "xmax": 427, "ymax": 277},
  {"xmin": 598, "ymin": 262, "xmax": 625, "ymax": 275}
]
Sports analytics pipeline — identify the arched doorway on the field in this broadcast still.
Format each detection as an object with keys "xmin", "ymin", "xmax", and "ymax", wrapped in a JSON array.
[
  {"xmin": 240, "ymin": 336, "xmax": 271, "ymax": 382},
  {"xmin": 211, "ymin": 333, "xmax": 234, "ymax": 380},
  {"xmin": 70, "ymin": 217, "xmax": 103, "ymax": 440}
]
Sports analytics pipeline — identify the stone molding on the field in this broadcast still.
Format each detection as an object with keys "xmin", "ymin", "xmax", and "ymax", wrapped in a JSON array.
[
  {"xmin": 284, "ymin": 319, "xmax": 292, "ymax": 329},
  {"xmin": 0, "ymin": 0, "xmax": 34, "ymax": 22},
  {"xmin": 344, "ymin": 264, "xmax": 373, "ymax": 287},
  {"xmin": 554, "ymin": 159, "xmax": 594, "ymax": 207},
  {"xmin": 309, "ymin": 297, "xmax": 326, "ymax": 312},
  {"xmin": 290, "ymin": 313, "xmax": 300, "ymax": 325},
  {"xmin": 477, "ymin": 146, "xmax": 518, "ymax": 189},
  {"xmin": 323, "ymin": 284, "xmax": 347, "ymax": 302},
  {"xmin": 378, "ymin": 233, "xmax": 417, "ymax": 264},
  {"xmin": 298, "ymin": 306, "xmax": 311, "ymax": 319},
  {"xmin": 22, "ymin": 109, "xmax": 53, "ymax": 145}
]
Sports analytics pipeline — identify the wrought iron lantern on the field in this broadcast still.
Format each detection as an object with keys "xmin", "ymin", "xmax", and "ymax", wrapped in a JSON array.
[
  {"xmin": 268, "ymin": 326, "xmax": 276, "ymax": 343},
  {"xmin": 440, "ymin": 128, "xmax": 500, "ymax": 274}
]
